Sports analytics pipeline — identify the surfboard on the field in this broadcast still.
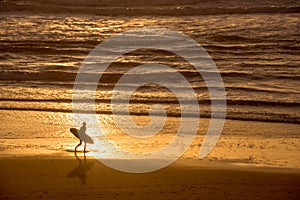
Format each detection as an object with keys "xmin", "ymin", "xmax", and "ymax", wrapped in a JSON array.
[
  {"xmin": 70, "ymin": 128, "xmax": 80, "ymax": 139},
  {"xmin": 70, "ymin": 128, "xmax": 94, "ymax": 144}
]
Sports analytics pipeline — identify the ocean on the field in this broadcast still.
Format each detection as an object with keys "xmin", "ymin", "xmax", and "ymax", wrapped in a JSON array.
[{"xmin": 0, "ymin": 0, "xmax": 299, "ymax": 168}]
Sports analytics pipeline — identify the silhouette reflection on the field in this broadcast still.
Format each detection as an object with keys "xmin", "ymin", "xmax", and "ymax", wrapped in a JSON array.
[{"xmin": 67, "ymin": 151, "xmax": 94, "ymax": 184}]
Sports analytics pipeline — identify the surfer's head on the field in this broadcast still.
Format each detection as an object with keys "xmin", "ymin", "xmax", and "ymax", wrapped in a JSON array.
[{"xmin": 83, "ymin": 122, "xmax": 86, "ymax": 126}]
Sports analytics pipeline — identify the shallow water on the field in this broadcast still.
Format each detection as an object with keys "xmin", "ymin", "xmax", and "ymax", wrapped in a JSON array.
[{"xmin": 0, "ymin": 110, "xmax": 299, "ymax": 168}]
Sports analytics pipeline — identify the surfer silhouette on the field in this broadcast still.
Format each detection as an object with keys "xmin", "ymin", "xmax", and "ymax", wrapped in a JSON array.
[
  {"xmin": 70, "ymin": 122, "xmax": 94, "ymax": 153},
  {"xmin": 80, "ymin": 122, "xmax": 87, "ymax": 134}
]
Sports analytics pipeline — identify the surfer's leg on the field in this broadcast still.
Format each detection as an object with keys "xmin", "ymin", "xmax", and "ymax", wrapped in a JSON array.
[
  {"xmin": 75, "ymin": 139, "xmax": 82, "ymax": 152},
  {"xmin": 84, "ymin": 143, "xmax": 86, "ymax": 153}
]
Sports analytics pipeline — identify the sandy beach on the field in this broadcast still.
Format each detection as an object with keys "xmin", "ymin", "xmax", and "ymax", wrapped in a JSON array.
[{"xmin": 1, "ymin": 156, "xmax": 299, "ymax": 199}]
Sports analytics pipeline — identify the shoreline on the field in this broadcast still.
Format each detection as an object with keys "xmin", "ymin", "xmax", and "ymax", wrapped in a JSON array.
[{"xmin": 1, "ymin": 109, "xmax": 299, "ymax": 170}]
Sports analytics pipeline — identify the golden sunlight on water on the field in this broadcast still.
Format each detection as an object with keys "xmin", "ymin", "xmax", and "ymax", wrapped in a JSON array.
[
  {"xmin": 73, "ymin": 112, "xmax": 182, "ymax": 158},
  {"xmin": 0, "ymin": 107, "xmax": 299, "ymax": 167},
  {"xmin": 1, "ymin": 0, "xmax": 300, "ymax": 197},
  {"xmin": 0, "ymin": 9, "xmax": 299, "ymax": 167}
]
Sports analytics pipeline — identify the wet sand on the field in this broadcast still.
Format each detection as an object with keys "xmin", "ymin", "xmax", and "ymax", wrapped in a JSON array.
[{"xmin": 1, "ymin": 157, "xmax": 299, "ymax": 199}]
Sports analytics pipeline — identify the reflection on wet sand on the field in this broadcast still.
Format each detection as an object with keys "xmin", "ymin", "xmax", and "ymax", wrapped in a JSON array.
[{"xmin": 67, "ymin": 151, "xmax": 94, "ymax": 184}]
